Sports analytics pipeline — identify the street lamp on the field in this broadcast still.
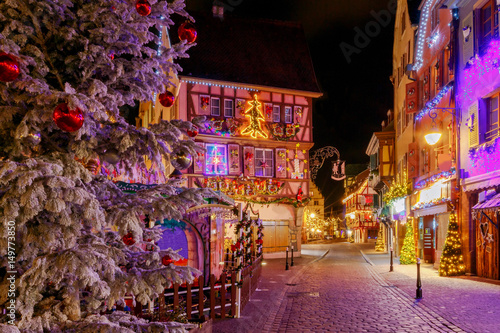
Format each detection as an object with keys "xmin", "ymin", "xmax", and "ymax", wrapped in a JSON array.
[{"xmin": 424, "ymin": 107, "xmax": 458, "ymax": 145}]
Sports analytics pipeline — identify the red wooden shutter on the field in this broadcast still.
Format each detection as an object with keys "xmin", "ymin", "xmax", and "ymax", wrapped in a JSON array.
[
  {"xmin": 406, "ymin": 81, "xmax": 418, "ymax": 114},
  {"xmin": 243, "ymin": 146, "xmax": 255, "ymax": 177},
  {"xmin": 423, "ymin": 67, "xmax": 431, "ymax": 103},
  {"xmin": 408, "ymin": 142, "xmax": 419, "ymax": 179},
  {"xmin": 193, "ymin": 142, "xmax": 205, "ymax": 174},
  {"xmin": 228, "ymin": 144, "xmax": 240, "ymax": 175}
]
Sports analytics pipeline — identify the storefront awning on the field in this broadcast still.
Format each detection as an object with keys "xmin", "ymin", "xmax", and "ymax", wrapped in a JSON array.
[
  {"xmin": 413, "ymin": 204, "xmax": 448, "ymax": 217},
  {"xmin": 462, "ymin": 171, "xmax": 500, "ymax": 192},
  {"xmin": 472, "ymin": 193, "xmax": 500, "ymax": 210}
]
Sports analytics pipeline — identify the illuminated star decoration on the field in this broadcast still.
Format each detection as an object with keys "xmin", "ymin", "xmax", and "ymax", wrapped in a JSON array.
[
  {"xmin": 260, "ymin": 160, "xmax": 269, "ymax": 168},
  {"xmin": 241, "ymin": 94, "xmax": 268, "ymax": 139},
  {"xmin": 278, "ymin": 165, "xmax": 284, "ymax": 172}
]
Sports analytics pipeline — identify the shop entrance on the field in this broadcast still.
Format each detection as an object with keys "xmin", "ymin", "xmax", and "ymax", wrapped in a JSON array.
[{"xmin": 422, "ymin": 216, "xmax": 435, "ymax": 263}]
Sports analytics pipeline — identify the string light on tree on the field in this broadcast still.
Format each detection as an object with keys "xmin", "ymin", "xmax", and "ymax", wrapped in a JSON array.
[
  {"xmin": 399, "ymin": 218, "xmax": 417, "ymax": 265},
  {"xmin": 439, "ymin": 211, "xmax": 466, "ymax": 276}
]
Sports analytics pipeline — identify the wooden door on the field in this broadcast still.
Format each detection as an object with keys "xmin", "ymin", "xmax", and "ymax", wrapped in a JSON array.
[
  {"xmin": 476, "ymin": 211, "xmax": 499, "ymax": 280},
  {"xmin": 423, "ymin": 216, "xmax": 435, "ymax": 263},
  {"xmin": 262, "ymin": 221, "xmax": 289, "ymax": 253}
]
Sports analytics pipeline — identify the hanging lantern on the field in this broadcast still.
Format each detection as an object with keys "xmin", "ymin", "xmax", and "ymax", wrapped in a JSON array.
[
  {"xmin": 135, "ymin": 0, "xmax": 151, "ymax": 16},
  {"xmin": 0, "ymin": 53, "xmax": 20, "ymax": 82},
  {"xmin": 159, "ymin": 91, "xmax": 175, "ymax": 107},
  {"xmin": 170, "ymin": 151, "xmax": 192, "ymax": 170},
  {"xmin": 178, "ymin": 21, "xmax": 197, "ymax": 44},
  {"xmin": 122, "ymin": 233, "xmax": 135, "ymax": 246},
  {"xmin": 53, "ymin": 103, "xmax": 84, "ymax": 132},
  {"xmin": 162, "ymin": 255, "xmax": 174, "ymax": 266}
]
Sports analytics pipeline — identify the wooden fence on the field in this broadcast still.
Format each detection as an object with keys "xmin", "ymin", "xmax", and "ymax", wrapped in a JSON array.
[{"xmin": 122, "ymin": 255, "xmax": 262, "ymax": 322}]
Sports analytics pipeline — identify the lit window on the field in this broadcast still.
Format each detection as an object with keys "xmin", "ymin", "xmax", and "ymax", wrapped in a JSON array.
[
  {"xmin": 272, "ymin": 105, "xmax": 280, "ymax": 122},
  {"xmin": 479, "ymin": 0, "xmax": 499, "ymax": 54},
  {"xmin": 211, "ymin": 97, "xmax": 220, "ymax": 116},
  {"xmin": 205, "ymin": 144, "xmax": 227, "ymax": 175},
  {"xmin": 255, "ymin": 148, "xmax": 274, "ymax": 177},
  {"xmin": 285, "ymin": 106, "xmax": 293, "ymax": 123},
  {"xmin": 486, "ymin": 94, "xmax": 499, "ymax": 141},
  {"xmin": 224, "ymin": 99, "xmax": 234, "ymax": 117}
]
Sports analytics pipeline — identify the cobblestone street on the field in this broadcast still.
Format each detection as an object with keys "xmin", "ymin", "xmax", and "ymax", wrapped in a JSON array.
[{"xmin": 213, "ymin": 241, "xmax": 500, "ymax": 333}]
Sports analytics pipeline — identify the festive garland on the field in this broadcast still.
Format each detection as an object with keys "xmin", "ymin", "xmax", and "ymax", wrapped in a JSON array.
[
  {"xmin": 266, "ymin": 123, "xmax": 300, "ymax": 141},
  {"xmin": 204, "ymin": 117, "xmax": 243, "ymax": 137},
  {"xmin": 232, "ymin": 207, "xmax": 264, "ymax": 270},
  {"xmin": 411, "ymin": 197, "xmax": 451, "ymax": 210},
  {"xmin": 414, "ymin": 168, "xmax": 456, "ymax": 190},
  {"xmin": 199, "ymin": 176, "xmax": 284, "ymax": 197},
  {"xmin": 469, "ymin": 136, "xmax": 500, "ymax": 173},
  {"xmin": 384, "ymin": 179, "xmax": 411, "ymax": 205},
  {"xmin": 239, "ymin": 196, "xmax": 311, "ymax": 208}
]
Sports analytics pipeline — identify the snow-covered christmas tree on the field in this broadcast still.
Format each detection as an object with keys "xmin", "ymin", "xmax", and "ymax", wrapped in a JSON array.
[{"xmin": 0, "ymin": 1, "xmax": 211, "ymax": 332}]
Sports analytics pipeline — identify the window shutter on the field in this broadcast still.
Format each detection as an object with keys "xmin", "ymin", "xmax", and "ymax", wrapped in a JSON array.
[
  {"xmin": 193, "ymin": 142, "xmax": 205, "ymax": 174},
  {"xmin": 265, "ymin": 149, "xmax": 274, "ymax": 176},
  {"xmin": 408, "ymin": 142, "xmax": 419, "ymax": 179},
  {"xmin": 469, "ymin": 102, "xmax": 479, "ymax": 147},
  {"xmin": 462, "ymin": 13, "xmax": 474, "ymax": 68},
  {"xmin": 423, "ymin": 67, "xmax": 431, "ymax": 103},
  {"xmin": 243, "ymin": 146, "xmax": 255, "ymax": 177},
  {"xmin": 275, "ymin": 148, "xmax": 287, "ymax": 178},
  {"xmin": 228, "ymin": 144, "xmax": 240, "ymax": 175}
]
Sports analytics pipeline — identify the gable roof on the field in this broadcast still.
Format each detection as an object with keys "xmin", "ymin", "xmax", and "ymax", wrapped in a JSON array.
[{"xmin": 176, "ymin": 13, "xmax": 321, "ymax": 95}]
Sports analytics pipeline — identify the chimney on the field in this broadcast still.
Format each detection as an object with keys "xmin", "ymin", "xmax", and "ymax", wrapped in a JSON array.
[
  {"xmin": 212, "ymin": 3, "xmax": 224, "ymax": 19},
  {"xmin": 387, "ymin": 109, "xmax": 392, "ymax": 123},
  {"xmin": 381, "ymin": 120, "xmax": 386, "ymax": 129}
]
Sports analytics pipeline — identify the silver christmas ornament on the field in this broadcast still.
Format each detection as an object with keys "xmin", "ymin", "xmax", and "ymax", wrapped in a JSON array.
[
  {"xmin": 103, "ymin": 148, "xmax": 120, "ymax": 164},
  {"xmin": 170, "ymin": 151, "xmax": 192, "ymax": 170}
]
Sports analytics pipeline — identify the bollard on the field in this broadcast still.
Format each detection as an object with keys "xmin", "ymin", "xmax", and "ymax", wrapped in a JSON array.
[
  {"xmin": 291, "ymin": 247, "xmax": 294, "ymax": 267},
  {"xmin": 285, "ymin": 247, "xmax": 289, "ymax": 270},
  {"xmin": 416, "ymin": 257, "xmax": 422, "ymax": 299},
  {"xmin": 390, "ymin": 247, "xmax": 393, "ymax": 272}
]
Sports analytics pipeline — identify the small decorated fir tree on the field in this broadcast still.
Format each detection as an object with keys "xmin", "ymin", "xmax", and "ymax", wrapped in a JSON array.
[
  {"xmin": 375, "ymin": 227, "xmax": 385, "ymax": 252},
  {"xmin": 399, "ymin": 219, "xmax": 417, "ymax": 265},
  {"xmin": 439, "ymin": 211, "xmax": 465, "ymax": 276}
]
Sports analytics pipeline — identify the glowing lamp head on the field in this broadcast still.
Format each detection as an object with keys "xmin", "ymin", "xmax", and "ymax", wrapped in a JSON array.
[
  {"xmin": 424, "ymin": 131, "xmax": 442, "ymax": 145},
  {"xmin": 310, "ymin": 213, "xmax": 316, "ymax": 218}
]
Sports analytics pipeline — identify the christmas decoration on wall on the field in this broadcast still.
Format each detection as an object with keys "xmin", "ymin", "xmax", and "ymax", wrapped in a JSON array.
[
  {"xmin": 171, "ymin": 151, "xmax": 192, "ymax": 170},
  {"xmin": 399, "ymin": 219, "xmax": 417, "ymax": 265},
  {"xmin": 233, "ymin": 204, "xmax": 263, "ymax": 270},
  {"xmin": 205, "ymin": 144, "xmax": 228, "ymax": 175},
  {"xmin": 469, "ymin": 136, "xmax": 500, "ymax": 174},
  {"xmin": 236, "ymin": 99, "xmax": 246, "ymax": 115},
  {"xmin": 205, "ymin": 117, "xmax": 242, "ymax": 137},
  {"xmin": 415, "ymin": 82, "xmax": 453, "ymax": 120},
  {"xmin": 294, "ymin": 106, "xmax": 303, "ymax": 121},
  {"xmin": 267, "ymin": 122, "xmax": 300, "ymax": 141},
  {"xmin": 228, "ymin": 144, "xmax": 240, "ymax": 175},
  {"xmin": 241, "ymin": 94, "xmax": 268, "ymax": 139},
  {"xmin": 0, "ymin": 52, "xmax": 20, "ymax": 82},
  {"xmin": 243, "ymin": 147, "xmax": 255, "ymax": 177},
  {"xmin": 296, "ymin": 186, "xmax": 303, "ymax": 203},
  {"xmin": 288, "ymin": 143, "xmax": 307, "ymax": 179},
  {"xmin": 178, "ymin": 21, "xmax": 197, "ymax": 44},
  {"xmin": 264, "ymin": 103, "xmax": 273, "ymax": 119},
  {"xmin": 384, "ymin": 176, "xmax": 411, "ymax": 205},
  {"xmin": 135, "ymin": 0, "xmax": 152, "ymax": 16},
  {"xmin": 158, "ymin": 90, "xmax": 175, "ymax": 107},
  {"xmin": 53, "ymin": 103, "xmax": 84, "ymax": 132},
  {"xmin": 439, "ymin": 212, "xmax": 466, "ymax": 276},
  {"xmin": 200, "ymin": 95, "xmax": 210, "ymax": 110},
  {"xmin": 199, "ymin": 176, "xmax": 284, "ymax": 197},
  {"xmin": 459, "ymin": 39, "xmax": 500, "ymax": 105},
  {"xmin": 414, "ymin": 168, "xmax": 456, "ymax": 190}
]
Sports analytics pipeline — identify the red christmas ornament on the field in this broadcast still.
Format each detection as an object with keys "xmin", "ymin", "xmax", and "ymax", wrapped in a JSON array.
[
  {"xmin": 178, "ymin": 22, "xmax": 197, "ymax": 44},
  {"xmin": 187, "ymin": 126, "xmax": 198, "ymax": 137},
  {"xmin": 158, "ymin": 91, "xmax": 175, "ymax": 107},
  {"xmin": 53, "ymin": 103, "xmax": 84, "ymax": 132},
  {"xmin": 230, "ymin": 244, "xmax": 236, "ymax": 252},
  {"xmin": 135, "ymin": 0, "xmax": 151, "ymax": 16},
  {"xmin": 122, "ymin": 233, "xmax": 135, "ymax": 246},
  {"xmin": 0, "ymin": 53, "xmax": 20, "ymax": 82},
  {"xmin": 235, "ymin": 241, "xmax": 241, "ymax": 248},
  {"xmin": 162, "ymin": 255, "xmax": 174, "ymax": 266}
]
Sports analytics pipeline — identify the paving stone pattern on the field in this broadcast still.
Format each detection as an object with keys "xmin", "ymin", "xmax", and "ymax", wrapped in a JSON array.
[{"xmin": 213, "ymin": 241, "xmax": 500, "ymax": 333}]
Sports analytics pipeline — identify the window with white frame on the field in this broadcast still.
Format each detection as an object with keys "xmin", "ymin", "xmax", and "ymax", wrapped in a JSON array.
[
  {"xmin": 284, "ymin": 106, "xmax": 293, "ymax": 123},
  {"xmin": 211, "ymin": 97, "xmax": 220, "ymax": 116},
  {"xmin": 486, "ymin": 93, "xmax": 499, "ymax": 142},
  {"xmin": 272, "ymin": 105, "xmax": 280, "ymax": 122},
  {"xmin": 255, "ymin": 148, "xmax": 274, "ymax": 177},
  {"xmin": 224, "ymin": 99, "xmax": 234, "ymax": 117},
  {"xmin": 205, "ymin": 144, "xmax": 228, "ymax": 175}
]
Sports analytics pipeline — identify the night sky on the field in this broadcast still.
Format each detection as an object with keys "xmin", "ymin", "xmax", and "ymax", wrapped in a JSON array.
[{"xmin": 186, "ymin": 0, "xmax": 396, "ymax": 215}]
